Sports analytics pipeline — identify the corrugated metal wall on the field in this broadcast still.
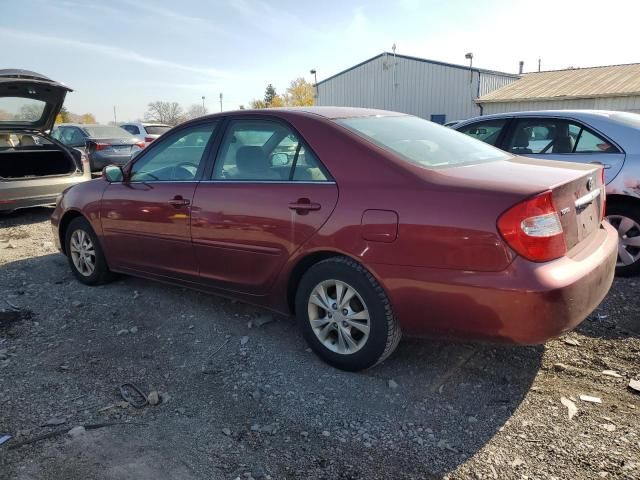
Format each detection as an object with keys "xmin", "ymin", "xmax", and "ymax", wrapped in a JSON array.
[
  {"xmin": 480, "ymin": 96, "xmax": 640, "ymax": 115},
  {"xmin": 317, "ymin": 54, "xmax": 517, "ymax": 122}
]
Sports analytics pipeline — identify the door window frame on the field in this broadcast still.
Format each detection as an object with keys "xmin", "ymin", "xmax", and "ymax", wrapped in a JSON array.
[
  {"xmin": 499, "ymin": 116, "xmax": 624, "ymax": 155},
  {"xmin": 203, "ymin": 115, "xmax": 335, "ymax": 184},
  {"xmin": 122, "ymin": 119, "xmax": 222, "ymax": 184}
]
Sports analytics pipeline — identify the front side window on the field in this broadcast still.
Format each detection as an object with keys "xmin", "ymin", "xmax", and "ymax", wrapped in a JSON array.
[
  {"xmin": 212, "ymin": 119, "xmax": 329, "ymax": 181},
  {"xmin": 457, "ymin": 119, "xmax": 507, "ymax": 146},
  {"xmin": 130, "ymin": 123, "xmax": 216, "ymax": 182},
  {"xmin": 337, "ymin": 115, "xmax": 510, "ymax": 169},
  {"xmin": 506, "ymin": 119, "xmax": 619, "ymax": 155}
]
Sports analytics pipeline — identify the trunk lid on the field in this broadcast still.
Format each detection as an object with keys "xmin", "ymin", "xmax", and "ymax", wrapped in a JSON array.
[
  {"xmin": 433, "ymin": 156, "xmax": 604, "ymax": 252},
  {"xmin": 0, "ymin": 70, "xmax": 72, "ymax": 132}
]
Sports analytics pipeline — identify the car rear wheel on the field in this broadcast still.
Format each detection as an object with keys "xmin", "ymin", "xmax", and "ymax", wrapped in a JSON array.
[
  {"xmin": 295, "ymin": 256, "xmax": 401, "ymax": 371},
  {"xmin": 65, "ymin": 216, "xmax": 115, "ymax": 285},
  {"xmin": 606, "ymin": 203, "xmax": 640, "ymax": 277}
]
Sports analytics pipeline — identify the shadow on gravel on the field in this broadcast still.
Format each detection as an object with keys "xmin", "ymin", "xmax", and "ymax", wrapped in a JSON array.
[
  {"xmin": 0, "ymin": 206, "xmax": 54, "ymax": 228},
  {"xmin": 576, "ymin": 278, "xmax": 640, "ymax": 340},
  {"xmin": 0, "ymin": 252, "xmax": 544, "ymax": 479}
]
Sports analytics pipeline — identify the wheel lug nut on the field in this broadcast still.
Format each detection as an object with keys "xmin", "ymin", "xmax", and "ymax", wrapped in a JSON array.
[
  {"xmin": 327, "ymin": 313, "xmax": 332, "ymax": 318},
  {"xmin": 342, "ymin": 321, "xmax": 348, "ymax": 327},
  {"xmin": 332, "ymin": 303, "xmax": 337, "ymax": 310},
  {"xmin": 342, "ymin": 309, "xmax": 348, "ymax": 315}
]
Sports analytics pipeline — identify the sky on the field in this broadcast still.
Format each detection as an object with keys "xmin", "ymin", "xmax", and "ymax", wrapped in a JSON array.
[{"xmin": 2, "ymin": 0, "xmax": 640, "ymax": 123}]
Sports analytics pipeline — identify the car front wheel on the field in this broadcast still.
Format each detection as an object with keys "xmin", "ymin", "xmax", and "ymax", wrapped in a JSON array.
[
  {"xmin": 295, "ymin": 256, "xmax": 401, "ymax": 371},
  {"xmin": 65, "ymin": 216, "xmax": 114, "ymax": 285}
]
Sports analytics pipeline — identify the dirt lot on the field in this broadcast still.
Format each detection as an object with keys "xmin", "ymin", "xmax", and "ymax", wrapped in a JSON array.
[{"xmin": 0, "ymin": 208, "xmax": 639, "ymax": 480}]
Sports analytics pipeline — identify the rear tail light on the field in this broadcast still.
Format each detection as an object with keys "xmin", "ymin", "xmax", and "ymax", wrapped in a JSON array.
[
  {"xmin": 497, "ymin": 190, "xmax": 567, "ymax": 262},
  {"xmin": 136, "ymin": 141, "xmax": 146, "ymax": 149},
  {"xmin": 94, "ymin": 142, "xmax": 110, "ymax": 151},
  {"xmin": 144, "ymin": 136, "xmax": 155, "ymax": 143}
]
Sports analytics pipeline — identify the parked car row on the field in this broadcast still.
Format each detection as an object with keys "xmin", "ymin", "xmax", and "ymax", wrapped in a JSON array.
[
  {"xmin": 1, "ymin": 68, "xmax": 625, "ymax": 371},
  {"xmin": 453, "ymin": 111, "xmax": 640, "ymax": 276},
  {"xmin": 51, "ymin": 106, "xmax": 617, "ymax": 371}
]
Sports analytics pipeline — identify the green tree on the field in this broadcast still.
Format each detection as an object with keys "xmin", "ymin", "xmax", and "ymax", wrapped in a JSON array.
[{"xmin": 264, "ymin": 84, "xmax": 277, "ymax": 105}]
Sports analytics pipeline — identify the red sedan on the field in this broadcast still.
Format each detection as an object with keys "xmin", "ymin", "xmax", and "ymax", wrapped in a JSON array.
[{"xmin": 51, "ymin": 107, "xmax": 618, "ymax": 371}]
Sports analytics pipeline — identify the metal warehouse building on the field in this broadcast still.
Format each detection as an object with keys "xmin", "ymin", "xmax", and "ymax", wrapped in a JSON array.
[
  {"xmin": 316, "ymin": 52, "xmax": 518, "ymax": 124},
  {"xmin": 477, "ymin": 63, "xmax": 640, "ymax": 115}
]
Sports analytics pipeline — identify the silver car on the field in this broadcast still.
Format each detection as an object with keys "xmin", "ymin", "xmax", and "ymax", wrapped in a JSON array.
[
  {"xmin": 0, "ymin": 69, "xmax": 90, "ymax": 214},
  {"xmin": 454, "ymin": 110, "xmax": 640, "ymax": 276}
]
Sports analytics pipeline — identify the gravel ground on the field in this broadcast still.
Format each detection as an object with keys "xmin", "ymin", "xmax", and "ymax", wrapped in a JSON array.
[{"xmin": 0, "ymin": 208, "xmax": 639, "ymax": 480}]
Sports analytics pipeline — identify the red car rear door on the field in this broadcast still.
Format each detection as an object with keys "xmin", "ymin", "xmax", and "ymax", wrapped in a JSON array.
[
  {"xmin": 100, "ymin": 122, "xmax": 219, "ymax": 280},
  {"xmin": 191, "ymin": 118, "xmax": 338, "ymax": 295}
]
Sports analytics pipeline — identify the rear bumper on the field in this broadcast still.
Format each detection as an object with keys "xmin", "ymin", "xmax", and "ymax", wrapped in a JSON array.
[{"xmin": 373, "ymin": 222, "xmax": 618, "ymax": 343}]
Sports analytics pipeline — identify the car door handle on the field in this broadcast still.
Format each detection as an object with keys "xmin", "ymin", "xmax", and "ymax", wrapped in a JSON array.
[
  {"xmin": 288, "ymin": 199, "xmax": 321, "ymax": 213},
  {"xmin": 590, "ymin": 161, "xmax": 612, "ymax": 170},
  {"xmin": 168, "ymin": 196, "xmax": 190, "ymax": 207}
]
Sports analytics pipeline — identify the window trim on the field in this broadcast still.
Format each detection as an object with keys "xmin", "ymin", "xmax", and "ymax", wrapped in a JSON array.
[
  {"xmin": 124, "ymin": 119, "xmax": 220, "ymax": 183},
  {"xmin": 208, "ymin": 115, "xmax": 334, "ymax": 183},
  {"xmin": 500, "ymin": 116, "xmax": 623, "ymax": 155}
]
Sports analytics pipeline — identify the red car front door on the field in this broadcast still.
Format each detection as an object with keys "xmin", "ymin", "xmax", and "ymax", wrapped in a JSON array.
[
  {"xmin": 190, "ymin": 118, "xmax": 338, "ymax": 296},
  {"xmin": 100, "ymin": 122, "xmax": 218, "ymax": 280}
]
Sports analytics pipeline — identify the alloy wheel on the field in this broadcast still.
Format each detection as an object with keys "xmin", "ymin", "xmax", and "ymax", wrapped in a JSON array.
[
  {"xmin": 606, "ymin": 214, "xmax": 640, "ymax": 267},
  {"xmin": 307, "ymin": 279, "xmax": 370, "ymax": 355},
  {"xmin": 69, "ymin": 229, "xmax": 96, "ymax": 277}
]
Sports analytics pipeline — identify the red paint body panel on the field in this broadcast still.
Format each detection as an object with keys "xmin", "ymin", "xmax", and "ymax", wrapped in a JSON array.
[
  {"xmin": 51, "ymin": 107, "xmax": 618, "ymax": 345},
  {"xmin": 191, "ymin": 182, "xmax": 338, "ymax": 295}
]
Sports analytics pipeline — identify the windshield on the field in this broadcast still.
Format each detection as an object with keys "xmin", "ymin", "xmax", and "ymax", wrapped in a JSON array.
[
  {"xmin": 144, "ymin": 125, "xmax": 171, "ymax": 135},
  {"xmin": 0, "ymin": 97, "xmax": 46, "ymax": 124},
  {"xmin": 337, "ymin": 115, "xmax": 510, "ymax": 169},
  {"xmin": 83, "ymin": 125, "xmax": 132, "ymax": 138}
]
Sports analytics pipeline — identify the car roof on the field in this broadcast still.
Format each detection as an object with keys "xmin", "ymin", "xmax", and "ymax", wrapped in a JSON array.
[
  {"xmin": 458, "ymin": 109, "xmax": 635, "ymax": 125},
  {"xmin": 219, "ymin": 106, "xmax": 408, "ymax": 120}
]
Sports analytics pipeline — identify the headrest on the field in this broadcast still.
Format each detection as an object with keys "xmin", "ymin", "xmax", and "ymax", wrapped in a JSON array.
[
  {"xmin": 20, "ymin": 135, "xmax": 36, "ymax": 146},
  {"xmin": 513, "ymin": 129, "xmax": 530, "ymax": 148},
  {"xmin": 236, "ymin": 146, "xmax": 267, "ymax": 173}
]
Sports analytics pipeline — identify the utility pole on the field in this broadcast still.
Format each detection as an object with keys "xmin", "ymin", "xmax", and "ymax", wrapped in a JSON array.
[
  {"xmin": 538, "ymin": 57, "xmax": 542, "ymax": 72},
  {"xmin": 113, "ymin": 105, "xmax": 117, "ymax": 124},
  {"xmin": 201, "ymin": 96, "xmax": 205, "ymax": 110},
  {"xmin": 219, "ymin": 93, "xmax": 223, "ymax": 112}
]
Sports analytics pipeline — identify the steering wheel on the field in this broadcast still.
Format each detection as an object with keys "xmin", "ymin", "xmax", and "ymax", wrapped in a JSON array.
[{"xmin": 173, "ymin": 162, "xmax": 199, "ymax": 179}]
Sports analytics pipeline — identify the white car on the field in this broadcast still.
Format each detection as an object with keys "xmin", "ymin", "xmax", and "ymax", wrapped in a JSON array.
[{"xmin": 119, "ymin": 122, "xmax": 171, "ymax": 146}]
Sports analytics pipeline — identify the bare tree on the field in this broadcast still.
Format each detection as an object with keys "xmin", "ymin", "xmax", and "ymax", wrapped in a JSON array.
[
  {"xmin": 183, "ymin": 104, "xmax": 208, "ymax": 120},
  {"xmin": 144, "ymin": 101, "xmax": 184, "ymax": 125}
]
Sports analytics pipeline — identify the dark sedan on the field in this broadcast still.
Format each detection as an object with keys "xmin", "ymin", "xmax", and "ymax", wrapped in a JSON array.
[
  {"xmin": 52, "ymin": 124, "xmax": 144, "ymax": 172},
  {"xmin": 51, "ymin": 107, "xmax": 617, "ymax": 371}
]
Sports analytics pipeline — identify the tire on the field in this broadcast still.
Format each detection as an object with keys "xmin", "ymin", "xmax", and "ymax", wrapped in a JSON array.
[
  {"xmin": 295, "ymin": 256, "xmax": 401, "ymax": 371},
  {"xmin": 64, "ymin": 216, "xmax": 115, "ymax": 285},
  {"xmin": 606, "ymin": 202, "xmax": 640, "ymax": 277}
]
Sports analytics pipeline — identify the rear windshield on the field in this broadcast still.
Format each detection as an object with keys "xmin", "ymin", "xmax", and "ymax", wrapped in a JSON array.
[
  {"xmin": 337, "ymin": 115, "xmax": 510, "ymax": 169},
  {"xmin": 0, "ymin": 97, "xmax": 46, "ymax": 123},
  {"xmin": 144, "ymin": 125, "xmax": 171, "ymax": 135},
  {"xmin": 83, "ymin": 125, "xmax": 131, "ymax": 138}
]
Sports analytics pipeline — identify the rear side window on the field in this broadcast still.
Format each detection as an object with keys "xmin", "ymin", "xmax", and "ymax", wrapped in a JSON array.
[
  {"xmin": 506, "ymin": 119, "xmax": 619, "ymax": 155},
  {"xmin": 212, "ymin": 119, "xmax": 330, "ymax": 181},
  {"xmin": 144, "ymin": 125, "xmax": 171, "ymax": 135},
  {"xmin": 457, "ymin": 119, "xmax": 507, "ymax": 146},
  {"xmin": 337, "ymin": 115, "xmax": 509, "ymax": 169},
  {"xmin": 122, "ymin": 125, "xmax": 140, "ymax": 135}
]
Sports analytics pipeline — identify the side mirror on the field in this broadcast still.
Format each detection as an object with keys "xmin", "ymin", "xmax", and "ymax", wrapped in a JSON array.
[
  {"xmin": 103, "ymin": 165, "xmax": 124, "ymax": 183},
  {"xmin": 271, "ymin": 152, "xmax": 289, "ymax": 167}
]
